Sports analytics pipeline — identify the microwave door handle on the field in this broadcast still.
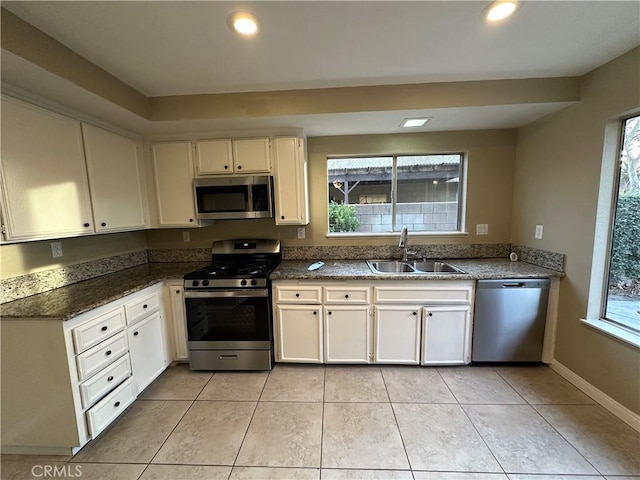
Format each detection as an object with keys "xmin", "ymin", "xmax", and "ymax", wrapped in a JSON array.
[{"xmin": 247, "ymin": 183, "xmax": 254, "ymax": 212}]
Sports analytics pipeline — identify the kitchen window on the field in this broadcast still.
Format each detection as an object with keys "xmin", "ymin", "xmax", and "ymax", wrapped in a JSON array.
[
  {"xmin": 584, "ymin": 114, "xmax": 640, "ymax": 346},
  {"xmin": 327, "ymin": 154, "xmax": 465, "ymax": 235}
]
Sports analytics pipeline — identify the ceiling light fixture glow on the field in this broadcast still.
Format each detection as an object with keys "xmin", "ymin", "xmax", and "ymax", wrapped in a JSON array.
[
  {"xmin": 227, "ymin": 12, "xmax": 258, "ymax": 36},
  {"xmin": 400, "ymin": 118, "xmax": 431, "ymax": 128},
  {"xmin": 484, "ymin": 0, "xmax": 518, "ymax": 22}
]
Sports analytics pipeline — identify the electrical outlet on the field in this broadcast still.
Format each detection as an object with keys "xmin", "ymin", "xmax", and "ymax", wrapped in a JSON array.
[
  {"xmin": 297, "ymin": 227, "xmax": 306, "ymax": 239},
  {"xmin": 182, "ymin": 231, "xmax": 190, "ymax": 242},
  {"xmin": 51, "ymin": 242, "xmax": 63, "ymax": 258},
  {"xmin": 535, "ymin": 224, "xmax": 544, "ymax": 239},
  {"xmin": 476, "ymin": 224, "xmax": 488, "ymax": 235}
]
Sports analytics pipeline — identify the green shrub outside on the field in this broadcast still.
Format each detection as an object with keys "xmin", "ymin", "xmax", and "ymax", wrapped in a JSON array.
[
  {"xmin": 609, "ymin": 195, "xmax": 640, "ymax": 285},
  {"xmin": 328, "ymin": 201, "xmax": 360, "ymax": 232}
]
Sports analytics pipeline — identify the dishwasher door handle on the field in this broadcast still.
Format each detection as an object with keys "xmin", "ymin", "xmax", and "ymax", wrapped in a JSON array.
[{"xmin": 502, "ymin": 282, "xmax": 526, "ymax": 288}]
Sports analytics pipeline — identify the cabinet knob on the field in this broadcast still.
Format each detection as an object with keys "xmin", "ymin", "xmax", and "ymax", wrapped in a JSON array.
[
  {"xmin": 83, "ymin": 223, "xmax": 90, "ymax": 228},
  {"xmin": 143, "ymin": 304, "xmax": 148, "ymax": 309},
  {"xmin": 101, "ymin": 222, "xmax": 107, "ymax": 227},
  {"xmin": 328, "ymin": 311, "xmax": 332, "ymax": 315},
  {"xmin": 134, "ymin": 331, "xmax": 139, "ymax": 336},
  {"xmin": 428, "ymin": 312, "xmax": 433, "ymax": 317},
  {"xmin": 237, "ymin": 165, "xmax": 242, "ymax": 170},
  {"xmin": 281, "ymin": 216, "xmax": 285, "ymax": 220},
  {"xmin": 295, "ymin": 293, "xmax": 300, "ymax": 297},
  {"xmin": 224, "ymin": 165, "xmax": 228, "ymax": 169},
  {"xmin": 101, "ymin": 326, "xmax": 108, "ymax": 331},
  {"xmin": 189, "ymin": 218, "xmax": 194, "ymax": 222},
  {"xmin": 344, "ymin": 294, "xmax": 349, "ymax": 299},
  {"xmin": 313, "ymin": 311, "xmax": 317, "ymax": 315},
  {"xmin": 114, "ymin": 401, "xmax": 121, "ymax": 408},
  {"xmin": 107, "ymin": 376, "xmax": 114, "ymax": 382},
  {"xmin": 413, "ymin": 311, "xmax": 417, "ymax": 316},
  {"xmin": 176, "ymin": 290, "xmax": 180, "ymax": 294},
  {"xmin": 106, "ymin": 350, "xmax": 112, "ymax": 356}
]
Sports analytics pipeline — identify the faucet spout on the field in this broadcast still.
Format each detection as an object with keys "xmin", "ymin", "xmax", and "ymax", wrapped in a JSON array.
[{"xmin": 399, "ymin": 226, "xmax": 409, "ymax": 261}]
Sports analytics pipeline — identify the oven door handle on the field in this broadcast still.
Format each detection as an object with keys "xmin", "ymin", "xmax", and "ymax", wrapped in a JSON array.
[{"xmin": 184, "ymin": 289, "xmax": 269, "ymax": 298}]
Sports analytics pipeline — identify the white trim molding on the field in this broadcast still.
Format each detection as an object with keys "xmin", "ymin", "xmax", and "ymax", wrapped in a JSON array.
[{"xmin": 550, "ymin": 360, "xmax": 640, "ymax": 433}]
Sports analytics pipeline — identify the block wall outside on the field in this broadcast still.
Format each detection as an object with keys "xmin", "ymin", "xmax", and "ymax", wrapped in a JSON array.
[{"xmin": 353, "ymin": 202, "xmax": 458, "ymax": 232}]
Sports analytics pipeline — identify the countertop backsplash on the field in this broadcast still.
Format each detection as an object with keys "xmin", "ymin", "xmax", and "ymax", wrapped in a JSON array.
[{"xmin": 1, "ymin": 243, "xmax": 564, "ymax": 304}]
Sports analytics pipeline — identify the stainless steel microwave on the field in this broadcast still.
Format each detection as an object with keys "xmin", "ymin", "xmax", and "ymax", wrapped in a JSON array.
[{"xmin": 194, "ymin": 176, "xmax": 274, "ymax": 220}]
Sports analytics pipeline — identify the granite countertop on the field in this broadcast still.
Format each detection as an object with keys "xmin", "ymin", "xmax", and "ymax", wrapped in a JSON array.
[
  {"xmin": 270, "ymin": 258, "xmax": 563, "ymax": 281},
  {"xmin": 1, "ymin": 262, "xmax": 207, "ymax": 321}
]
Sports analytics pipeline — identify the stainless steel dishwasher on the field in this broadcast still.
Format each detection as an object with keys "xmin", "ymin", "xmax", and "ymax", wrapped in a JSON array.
[{"xmin": 472, "ymin": 279, "xmax": 550, "ymax": 362}]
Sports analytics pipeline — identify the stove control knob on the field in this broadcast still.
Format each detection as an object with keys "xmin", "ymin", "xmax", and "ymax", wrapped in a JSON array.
[
  {"xmin": 202, "ymin": 280, "xmax": 210, "ymax": 286},
  {"xmin": 250, "ymin": 279, "xmax": 257, "ymax": 286},
  {"xmin": 240, "ymin": 279, "xmax": 247, "ymax": 286},
  {"xmin": 192, "ymin": 280, "xmax": 200, "ymax": 287}
]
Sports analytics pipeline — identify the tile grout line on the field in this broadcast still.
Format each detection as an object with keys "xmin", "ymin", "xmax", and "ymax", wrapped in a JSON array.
[
  {"xmin": 319, "ymin": 365, "xmax": 326, "ymax": 478},
  {"xmin": 381, "ymin": 367, "xmax": 414, "ymax": 472},
  {"xmin": 458, "ymin": 403, "xmax": 508, "ymax": 476}
]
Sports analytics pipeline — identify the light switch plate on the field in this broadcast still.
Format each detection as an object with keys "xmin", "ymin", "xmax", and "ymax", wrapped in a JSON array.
[
  {"xmin": 476, "ymin": 224, "xmax": 489, "ymax": 235},
  {"xmin": 535, "ymin": 224, "xmax": 544, "ymax": 239},
  {"xmin": 51, "ymin": 242, "xmax": 63, "ymax": 258},
  {"xmin": 297, "ymin": 227, "xmax": 306, "ymax": 239},
  {"xmin": 182, "ymin": 231, "xmax": 190, "ymax": 242}
]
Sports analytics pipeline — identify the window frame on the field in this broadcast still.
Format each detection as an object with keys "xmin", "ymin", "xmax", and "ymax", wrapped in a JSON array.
[
  {"xmin": 583, "ymin": 113, "xmax": 640, "ymax": 348},
  {"xmin": 325, "ymin": 152, "xmax": 468, "ymax": 237}
]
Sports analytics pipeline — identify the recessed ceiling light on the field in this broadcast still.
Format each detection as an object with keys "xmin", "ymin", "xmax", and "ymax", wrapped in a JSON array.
[
  {"xmin": 227, "ymin": 12, "xmax": 259, "ymax": 36},
  {"xmin": 400, "ymin": 118, "xmax": 431, "ymax": 128},
  {"xmin": 483, "ymin": 0, "xmax": 518, "ymax": 22}
]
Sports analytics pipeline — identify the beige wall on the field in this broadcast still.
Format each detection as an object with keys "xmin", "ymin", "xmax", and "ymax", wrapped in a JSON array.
[
  {"xmin": 511, "ymin": 47, "xmax": 640, "ymax": 413},
  {"xmin": 0, "ymin": 231, "xmax": 147, "ymax": 279},
  {"xmin": 145, "ymin": 129, "xmax": 516, "ymax": 249}
]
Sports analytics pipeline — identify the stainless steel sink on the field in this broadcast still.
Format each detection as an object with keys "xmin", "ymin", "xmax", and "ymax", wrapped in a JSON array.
[{"xmin": 366, "ymin": 260, "xmax": 465, "ymax": 274}]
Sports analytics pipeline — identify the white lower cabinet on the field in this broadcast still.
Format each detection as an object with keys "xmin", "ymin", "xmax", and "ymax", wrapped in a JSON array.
[
  {"xmin": 275, "ymin": 305, "xmax": 323, "ymax": 363},
  {"xmin": 374, "ymin": 305, "xmax": 421, "ymax": 364},
  {"xmin": 421, "ymin": 305, "xmax": 471, "ymax": 365},
  {"xmin": 324, "ymin": 305, "xmax": 371, "ymax": 363},
  {"xmin": 127, "ymin": 312, "xmax": 166, "ymax": 394}
]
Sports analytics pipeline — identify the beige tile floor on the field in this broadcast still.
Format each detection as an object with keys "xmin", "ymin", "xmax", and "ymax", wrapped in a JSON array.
[{"xmin": 2, "ymin": 364, "xmax": 639, "ymax": 480}]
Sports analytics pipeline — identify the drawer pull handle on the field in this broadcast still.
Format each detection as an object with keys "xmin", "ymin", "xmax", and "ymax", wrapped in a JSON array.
[
  {"xmin": 344, "ymin": 294, "xmax": 349, "ymax": 299},
  {"xmin": 295, "ymin": 293, "xmax": 300, "ymax": 297},
  {"xmin": 101, "ymin": 222, "xmax": 107, "ymax": 227},
  {"xmin": 143, "ymin": 304, "xmax": 148, "ymax": 309},
  {"xmin": 237, "ymin": 165, "xmax": 242, "ymax": 170},
  {"xmin": 107, "ymin": 376, "xmax": 114, "ymax": 382},
  {"xmin": 101, "ymin": 326, "xmax": 108, "ymax": 331},
  {"xmin": 83, "ymin": 223, "xmax": 90, "ymax": 228},
  {"xmin": 106, "ymin": 350, "xmax": 112, "ymax": 356},
  {"xmin": 133, "ymin": 331, "xmax": 139, "ymax": 336},
  {"xmin": 114, "ymin": 401, "xmax": 120, "ymax": 408},
  {"xmin": 220, "ymin": 354, "xmax": 238, "ymax": 359}
]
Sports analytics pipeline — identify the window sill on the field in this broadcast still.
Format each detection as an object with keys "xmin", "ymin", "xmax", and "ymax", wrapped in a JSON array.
[
  {"xmin": 581, "ymin": 318, "xmax": 640, "ymax": 349},
  {"xmin": 326, "ymin": 231, "xmax": 469, "ymax": 239}
]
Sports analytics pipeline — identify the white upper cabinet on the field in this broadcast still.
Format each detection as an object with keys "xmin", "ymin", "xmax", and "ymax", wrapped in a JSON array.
[
  {"xmin": 151, "ymin": 141, "xmax": 198, "ymax": 227},
  {"xmin": 0, "ymin": 96, "xmax": 94, "ymax": 241},
  {"xmin": 81, "ymin": 124, "xmax": 146, "ymax": 233},
  {"xmin": 196, "ymin": 137, "xmax": 271, "ymax": 175},
  {"xmin": 273, "ymin": 136, "xmax": 309, "ymax": 225}
]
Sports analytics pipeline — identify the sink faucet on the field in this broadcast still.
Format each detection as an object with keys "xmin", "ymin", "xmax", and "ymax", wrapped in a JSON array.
[{"xmin": 399, "ymin": 226, "xmax": 409, "ymax": 261}]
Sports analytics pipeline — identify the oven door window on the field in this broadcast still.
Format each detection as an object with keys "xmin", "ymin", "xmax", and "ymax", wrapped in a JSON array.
[
  {"xmin": 185, "ymin": 296, "xmax": 270, "ymax": 342},
  {"xmin": 196, "ymin": 186, "xmax": 249, "ymax": 213}
]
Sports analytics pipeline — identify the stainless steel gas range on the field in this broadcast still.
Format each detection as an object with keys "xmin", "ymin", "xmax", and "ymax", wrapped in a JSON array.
[{"xmin": 183, "ymin": 239, "xmax": 281, "ymax": 370}]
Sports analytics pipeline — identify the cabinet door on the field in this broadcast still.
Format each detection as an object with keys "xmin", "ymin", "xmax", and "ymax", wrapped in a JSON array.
[
  {"xmin": 374, "ymin": 305, "xmax": 421, "ymax": 364},
  {"xmin": 195, "ymin": 139, "xmax": 233, "ymax": 174},
  {"xmin": 275, "ymin": 305, "xmax": 323, "ymax": 363},
  {"xmin": 1, "ymin": 96, "xmax": 93, "ymax": 240},
  {"xmin": 151, "ymin": 142, "xmax": 198, "ymax": 227},
  {"xmin": 324, "ymin": 305, "xmax": 371, "ymax": 364},
  {"xmin": 82, "ymin": 124, "xmax": 146, "ymax": 233},
  {"xmin": 273, "ymin": 137, "xmax": 309, "ymax": 225},
  {"xmin": 128, "ymin": 312, "xmax": 167, "ymax": 394},
  {"xmin": 232, "ymin": 138, "xmax": 271, "ymax": 173},
  {"xmin": 421, "ymin": 305, "xmax": 471, "ymax": 365},
  {"xmin": 168, "ymin": 285, "xmax": 189, "ymax": 361}
]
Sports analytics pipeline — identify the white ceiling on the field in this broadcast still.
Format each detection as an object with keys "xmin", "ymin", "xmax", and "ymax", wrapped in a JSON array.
[{"xmin": 2, "ymin": 1, "xmax": 639, "ymax": 136}]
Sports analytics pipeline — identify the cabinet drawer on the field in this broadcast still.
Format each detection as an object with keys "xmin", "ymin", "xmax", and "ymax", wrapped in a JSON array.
[
  {"xmin": 324, "ymin": 286, "xmax": 370, "ymax": 304},
  {"xmin": 79, "ymin": 354, "xmax": 132, "ymax": 409},
  {"xmin": 374, "ymin": 285, "xmax": 473, "ymax": 304},
  {"xmin": 125, "ymin": 291, "xmax": 160, "ymax": 326},
  {"xmin": 86, "ymin": 377, "xmax": 136, "ymax": 438},
  {"xmin": 274, "ymin": 286, "xmax": 322, "ymax": 304},
  {"xmin": 73, "ymin": 308, "xmax": 126, "ymax": 354},
  {"xmin": 76, "ymin": 331, "xmax": 128, "ymax": 381}
]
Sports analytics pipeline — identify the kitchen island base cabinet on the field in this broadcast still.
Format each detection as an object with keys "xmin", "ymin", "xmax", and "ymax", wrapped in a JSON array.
[
  {"xmin": 275, "ymin": 305, "xmax": 323, "ymax": 363},
  {"xmin": 324, "ymin": 306, "xmax": 371, "ymax": 363},
  {"xmin": 374, "ymin": 306, "xmax": 421, "ymax": 364},
  {"xmin": 421, "ymin": 305, "xmax": 471, "ymax": 365}
]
